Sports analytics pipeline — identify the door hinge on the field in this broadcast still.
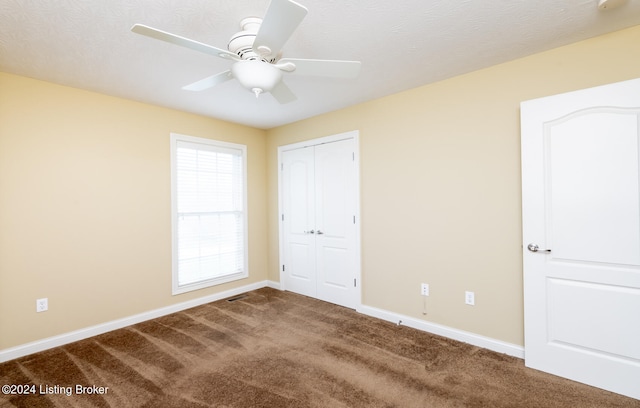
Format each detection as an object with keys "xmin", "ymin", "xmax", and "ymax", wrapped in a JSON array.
[
  {"xmin": 352, "ymin": 152, "xmax": 355, "ymax": 161},
  {"xmin": 282, "ymin": 214, "xmax": 284, "ymax": 221},
  {"xmin": 281, "ymin": 163, "xmax": 284, "ymax": 171},
  {"xmin": 354, "ymin": 278, "xmax": 357, "ymax": 287},
  {"xmin": 353, "ymin": 215, "xmax": 356, "ymax": 224},
  {"xmin": 283, "ymin": 265, "xmax": 285, "ymax": 272}
]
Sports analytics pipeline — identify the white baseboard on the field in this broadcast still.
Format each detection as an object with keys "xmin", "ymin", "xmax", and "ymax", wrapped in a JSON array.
[
  {"xmin": 357, "ymin": 304, "xmax": 524, "ymax": 359},
  {"xmin": 0, "ymin": 280, "xmax": 271, "ymax": 363},
  {"xmin": 1, "ymin": 281, "xmax": 523, "ymax": 363},
  {"xmin": 266, "ymin": 280, "xmax": 281, "ymax": 289}
]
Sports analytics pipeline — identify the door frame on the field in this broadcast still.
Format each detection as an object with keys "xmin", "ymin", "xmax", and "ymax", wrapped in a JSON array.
[{"xmin": 277, "ymin": 130, "xmax": 362, "ymax": 308}]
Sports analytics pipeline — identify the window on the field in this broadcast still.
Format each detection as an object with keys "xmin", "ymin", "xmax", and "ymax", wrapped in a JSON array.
[{"xmin": 170, "ymin": 133, "xmax": 248, "ymax": 294}]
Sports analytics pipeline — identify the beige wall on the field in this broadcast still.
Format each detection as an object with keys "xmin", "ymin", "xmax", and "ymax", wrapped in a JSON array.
[
  {"xmin": 266, "ymin": 25, "xmax": 640, "ymax": 345},
  {"xmin": 0, "ymin": 73, "xmax": 268, "ymax": 349}
]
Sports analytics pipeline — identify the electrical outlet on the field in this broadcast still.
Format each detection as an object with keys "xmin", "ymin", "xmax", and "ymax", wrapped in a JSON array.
[
  {"xmin": 465, "ymin": 291, "xmax": 475, "ymax": 306},
  {"xmin": 421, "ymin": 283, "xmax": 429, "ymax": 296},
  {"xmin": 36, "ymin": 298, "xmax": 48, "ymax": 313}
]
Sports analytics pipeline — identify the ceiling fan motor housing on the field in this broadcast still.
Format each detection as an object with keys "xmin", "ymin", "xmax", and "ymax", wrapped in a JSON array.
[{"xmin": 228, "ymin": 17, "xmax": 276, "ymax": 62}]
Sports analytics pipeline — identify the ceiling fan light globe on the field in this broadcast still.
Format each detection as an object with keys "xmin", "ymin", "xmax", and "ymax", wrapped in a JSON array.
[{"xmin": 231, "ymin": 60, "xmax": 283, "ymax": 95}]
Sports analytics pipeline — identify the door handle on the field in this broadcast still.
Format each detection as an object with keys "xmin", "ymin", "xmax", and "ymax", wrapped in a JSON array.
[
  {"xmin": 304, "ymin": 230, "xmax": 315, "ymax": 234},
  {"xmin": 527, "ymin": 243, "xmax": 551, "ymax": 253},
  {"xmin": 316, "ymin": 230, "xmax": 324, "ymax": 235}
]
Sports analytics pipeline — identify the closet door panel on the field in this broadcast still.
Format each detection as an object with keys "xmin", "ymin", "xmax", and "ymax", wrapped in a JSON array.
[
  {"xmin": 315, "ymin": 139, "xmax": 357, "ymax": 308},
  {"xmin": 282, "ymin": 147, "xmax": 316, "ymax": 297}
]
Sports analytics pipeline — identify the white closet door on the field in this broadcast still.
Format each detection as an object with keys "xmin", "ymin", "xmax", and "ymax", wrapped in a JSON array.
[
  {"xmin": 281, "ymin": 136, "xmax": 358, "ymax": 309},
  {"xmin": 315, "ymin": 139, "xmax": 357, "ymax": 309},
  {"xmin": 282, "ymin": 147, "xmax": 316, "ymax": 297}
]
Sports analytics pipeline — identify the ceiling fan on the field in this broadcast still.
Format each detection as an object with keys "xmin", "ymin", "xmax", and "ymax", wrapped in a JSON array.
[{"xmin": 131, "ymin": 0, "xmax": 361, "ymax": 104}]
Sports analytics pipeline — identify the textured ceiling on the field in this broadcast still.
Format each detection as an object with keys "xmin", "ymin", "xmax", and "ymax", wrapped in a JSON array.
[{"xmin": 1, "ymin": 0, "xmax": 640, "ymax": 129}]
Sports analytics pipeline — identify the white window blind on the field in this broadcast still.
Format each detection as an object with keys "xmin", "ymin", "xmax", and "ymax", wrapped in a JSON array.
[{"xmin": 171, "ymin": 134, "xmax": 248, "ymax": 294}]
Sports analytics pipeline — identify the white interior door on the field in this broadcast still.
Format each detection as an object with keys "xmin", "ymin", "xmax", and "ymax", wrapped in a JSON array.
[
  {"xmin": 521, "ymin": 78, "xmax": 640, "ymax": 400},
  {"xmin": 280, "ymin": 135, "xmax": 359, "ymax": 309}
]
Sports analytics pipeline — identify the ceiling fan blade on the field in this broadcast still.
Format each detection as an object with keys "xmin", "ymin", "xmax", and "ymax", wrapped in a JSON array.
[
  {"xmin": 182, "ymin": 71, "xmax": 232, "ymax": 91},
  {"xmin": 253, "ymin": 0, "xmax": 308, "ymax": 59},
  {"xmin": 131, "ymin": 24, "xmax": 238, "ymax": 61},
  {"xmin": 271, "ymin": 81, "xmax": 297, "ymax": 104},
  {"xmin": 278, "ymin": 58, "xmax": 362, "ymax": 79}
]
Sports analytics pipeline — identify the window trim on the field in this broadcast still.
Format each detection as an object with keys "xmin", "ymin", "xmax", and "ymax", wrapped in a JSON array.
[{"xmin": 170, "ymin": 133, "xmax": 248, "ymax": 295}]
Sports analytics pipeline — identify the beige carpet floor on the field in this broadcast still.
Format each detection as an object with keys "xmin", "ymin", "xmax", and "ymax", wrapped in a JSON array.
[{"xmin": 1, "ymin": 287, "xmax": 639, "ymax": 407}]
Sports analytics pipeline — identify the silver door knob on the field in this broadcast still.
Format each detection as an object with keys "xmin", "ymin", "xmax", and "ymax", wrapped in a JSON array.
[
  {"xmin": 316, "ymin": 230, "xmax": 324, "ymax": 235},
  {"xmin": 527, "ymin": 243, "xmax": 551, "ymax": 253}
]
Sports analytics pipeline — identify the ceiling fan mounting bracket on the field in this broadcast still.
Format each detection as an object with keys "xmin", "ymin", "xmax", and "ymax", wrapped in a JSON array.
[
  {"xmin": 240, "ymin": 17, "xmax": 262, "ymax": 31},
  {"xmin": 273, "ymin": 61, "xmax": 296, "ymax": 72}
]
